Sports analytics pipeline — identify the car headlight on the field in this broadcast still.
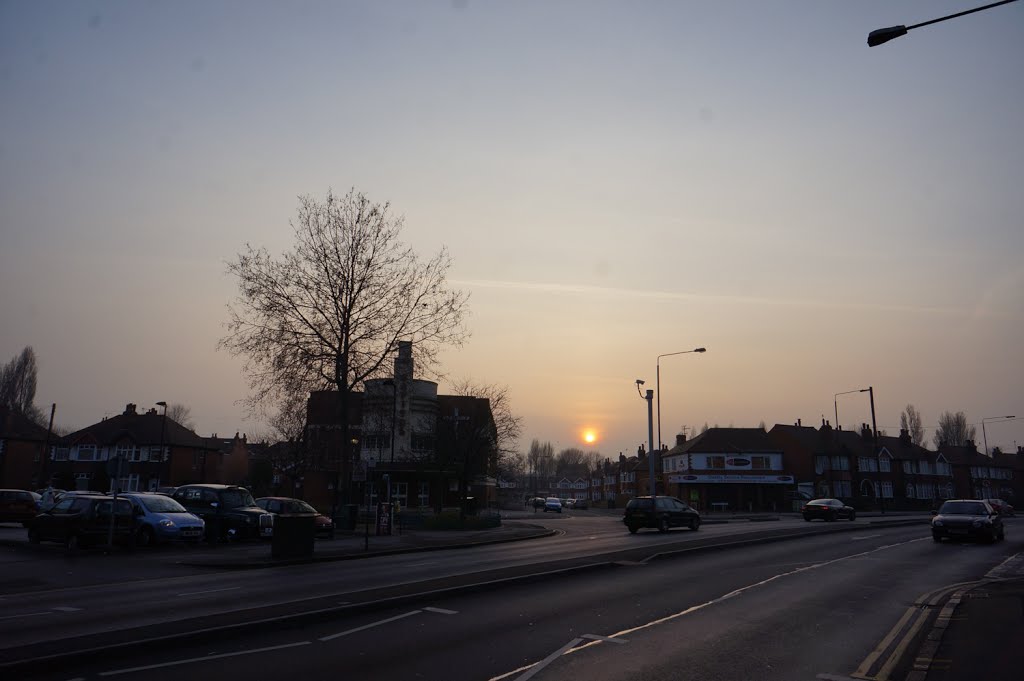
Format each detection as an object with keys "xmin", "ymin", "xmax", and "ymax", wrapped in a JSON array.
[
  {"xmin": 933, "ymin": 519, "xmax": 943, "ymax": 527},
  {"xmin": 158, "ymin": 519, "xmax": 175, "ymax": 528},
  {"xmin": 245, "ymin": 516, "xmax": 255, "ymax": 524},
  {"xmin": 973, "ymin": 519, "xmax": 986, "ymax": 528}
]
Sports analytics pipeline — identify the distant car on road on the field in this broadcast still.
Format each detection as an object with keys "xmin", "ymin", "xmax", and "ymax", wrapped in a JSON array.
[
  {"xmin": 0, "ymin": 489, "xmax": 40, "ymax": 525},
  {"xmin": 531, "ymin": 497, "xmax": 546, "ymax": 509},
  {"xmin": 985, "ymin": 499, "xmax": 1015, "ymax": 517},
  {"xmin": 255, "ymin": 497, "xmax": 335, "ymax": 538},
  {"xmin": 623, "ymin": 496, "xmax": 701, "ymax": 534},
  {"xmin": 543, "ymin": 497, "xmax": 562, "ymax": 513},
  {"xmin": 801, "ymin": 498, "xmax": 856, "ymax": 522},
  {"xmin": 572, "ymin": 498, "xmax": 589, "ymax": 510},
  {"xmin": 120, "ymin": 492, "xmax": 205, "ymax": 546},
  {"xmin": 26, "ymin": 494, "xmax": 134, "ymax": 550},
  {"xmin": 932, "ymin": 499, "xmax": 1004, "ymax": 543}
]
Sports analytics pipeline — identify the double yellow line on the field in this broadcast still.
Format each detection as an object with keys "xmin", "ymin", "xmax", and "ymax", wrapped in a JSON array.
[{"xmin": 851, "ymin": 581, "xmax": 976, "ymax": 680}]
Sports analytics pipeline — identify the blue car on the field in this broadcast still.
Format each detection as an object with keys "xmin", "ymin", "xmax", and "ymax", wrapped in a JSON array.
[{"xmin": 120, "ymin": 492, "xmax": 205, "ymax": 546}]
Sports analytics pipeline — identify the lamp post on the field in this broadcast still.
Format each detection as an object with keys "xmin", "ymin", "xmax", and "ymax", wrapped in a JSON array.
[
  {"xmin": 981, "ymin": 415, "xmax": 1016, "ymax": 456},
  {"xmin": 656, "ymin": 347, "xmax": 706, "ymax": 451},
  {"xmin": 156, "ymin": 401, "xmax": 168, "ymax": 488},
  {"xmin": 636, "ymin": 380, "xmax": 655, "ymax": 498},
  {"xmin": 868, "ymin": 0, "xmax": 1018, "ymax": 46},
  {"xmin": 834, "ymin": 387, "xmax": 883, "ymax": 514}
]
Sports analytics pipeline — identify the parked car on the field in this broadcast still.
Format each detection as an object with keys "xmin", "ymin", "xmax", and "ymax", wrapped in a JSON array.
[
  {"xmin": 801, "ymin": 498, "xmax": 856, "ymax": 522},
  {"xmin": 544, "ymin": 497, "xmax": 562, "ymax": 513},
  {"xmin": 155, "ymin": 486, "xmax": 178, "ymax": 497},
  {"xmin": 255, "ymin": 497, "xmax": 335, "ymax": 538},
  {"xmin": 985, "ymin": 498, "xmax": 1015, "ymax": 517},
  {"xmin": 573, "ymin": 498, "xmax": 589, "ymax": 510},
  {"xmin": 623, "ymin": 496, "xmax": 701, "ymax": 533},
  {"xmin": 26, "ymin": 494, "xmax": 135, "ymax": 549},
  {"xmin": 531, "ymin": 497, "xmax": 546, "ymax": 509},
  {"xmin": 0, "ymin": 489, "xmax": 41, "ymax": 525},
  {"xmin": 120, "ymin": 492, "xmax": 205, "ymax": 546},
  {"xmin": 932, "ymin": 499, "xmax": 1004, "ymax": 543},
  {"xmin": 171, "ymin": 484, "xmax": 274, "ymax": 542}
]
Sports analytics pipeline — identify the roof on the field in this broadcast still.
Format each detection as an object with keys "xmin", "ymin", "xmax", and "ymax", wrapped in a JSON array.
[
  {"xmin": 65, "ymin": 405, "xmax": 213, "ymax": 450},
  {"xmin": 678, "ymin": 428, "xmax": 782, "ymax": 454},
  {"xmin": 876, "ymin": 434, "xmax": 934, "ymax": 461},
  {"xmin": 0, "ymin": 406, "xmax": 49, "ymax": 441},
  {"xmin": 769, "ymin": 424, "xmax": 873, "ymax": 457}
]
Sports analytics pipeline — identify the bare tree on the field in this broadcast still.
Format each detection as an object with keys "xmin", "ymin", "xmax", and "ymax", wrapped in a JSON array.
[
  {"xmin": 527, "ymin": 439, "xmax": 555, "ymax": 482},
  {"xmin": 449, "ymin": 380, "xmax": 524, "ymax": 480},
  {"xmin": 0, "ymin": 346, "xmax": 44, "ymax": 423},
  {"xmin": 899, "ymin": 404, "xmax": 925, "ymax": 446},
  {"xmin": 165, "ymin": 403, "xmax": 196, "ymax": 431},
  {"xmin": 221, "ymin": 189, "xmax": 470, "ymax": 505},
  {"xmin": 933, "ymin": 411, "xmax": 977, "ymax": 448},
  {"xmin": 555, "ymin": 447, "xmax": 587, "ymax": 476}
]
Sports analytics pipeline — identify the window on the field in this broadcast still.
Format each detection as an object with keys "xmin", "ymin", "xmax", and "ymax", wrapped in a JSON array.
[
  {"xmin": 833, "ymin": 480, "xmax": 851, "ymax": 497},
  {"xmin": 53, "ymin": 446, "xmax": 69, "ymax": 461},
  {"xmin": 708, "ymin": 456, "xmax": 725, "ymax": 469},
  {"xmin": 830, "ymin": 456, "xmax": 849, "ymax": 471},
  {"xmin": 391, "ymin": 482, "xmax": 408, "ymax": 507},
  {"xmin": 418, "ymin": 481, "xmax": 429, "ymax": 507},
  {"xmin": 918, "ymin": 461, "xmax": 933, "ymax": 475},
  {"xmin": 815, "ymin": 455, "xmax": 829, "ymax": 474},
  {"xmin": 935, "ymin": 461, "xmax": 951, "ymax": 476},
  {"xmin": 880, "ymin": 481, "xmax": 893, "ymax": 499},
  {"xmin": 858, "ymin": 457, "xmax": 877, "ymax": 472},
  {"xmin": 879, "ymin": 458, "xmax": 891, "ymax": 473},
  {"xmin": 77, "ymin": 445, "xmax": 97, "ymax": 461},
  {"xmin": 149, "ymin": 445, "xmax": 165, "ymax": 462},
  {"xmin": 411, "ymin": 434, "xmax": 434, "ymax": 452},
  {"xmin": 116, "ymin": 443, "xmax": 138, "ymax": 462},
  {"xmin": 751, "ymin": 455, "xmax": 770, "ymax": 470},
  {"xmin": 363, "ymin": 433, "xmax": 389, "ymax": 450},
  {"xmin": 115, "ymin": 474, "xmax": 140, "ymax": 493},
  {"xmin": 906, "ymin": 483, "xmax": 916, "ymax": 499}
]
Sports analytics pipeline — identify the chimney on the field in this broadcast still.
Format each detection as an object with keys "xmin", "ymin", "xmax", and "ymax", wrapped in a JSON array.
[
  {"xmin": 123, "ymin": 403, "xmax": 137, "ymax": 416},
  {"xmin": 637, "ymin": 445, "xmax": 646, "ymax": 460},
  {"xmin": 861, "ymin": 423, "xmax": 872, "ymax": 442},
  {"xmin": 675, "ymin": 433, "xmax": 686, "ymax": 447},
  {"xmin": 899, "ymin": 428, "xmax": 911, "ymax": 446},
  {"xmin": 798, "ymin": 418, "xmax": 802, "ymax": 427}
]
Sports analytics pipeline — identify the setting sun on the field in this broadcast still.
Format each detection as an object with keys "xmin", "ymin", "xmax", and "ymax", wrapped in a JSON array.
[{"xmin": 583, "ymin": 430, "xmax": 597, "ymax": 444}]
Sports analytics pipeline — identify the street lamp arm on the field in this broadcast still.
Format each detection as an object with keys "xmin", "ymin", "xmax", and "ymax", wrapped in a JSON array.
[{"xmin": 868, "ymin": 0, "xmax": 1019, "ymax": 46}]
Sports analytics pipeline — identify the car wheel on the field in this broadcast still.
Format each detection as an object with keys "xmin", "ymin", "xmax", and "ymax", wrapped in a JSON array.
[
  {"xmin": 849, "ymin": 511, "xmax": 856, "ymax": 522},
  {"xmin": 137, "ymin": 526, "xmax": 156, "ymax": 548},
  {"xmin": 827, "ymin": 512, "xmax": 836, "ymax": 522},
  {"xmin": 628, "ymin": 524, "xmax": 638, "ymax": 534},
  {"xmin": 689, "ymin": 518, "xmax": 701, "ymax": 531},
  {"xmin": 27, "ymin": 528, "xmax": 40, "ymax": 545},
  {"xmin": 658, "ymin": 518, "xmax": 669, "ymax": 533},
  {"xmin": 933, "ymin": 534, "xmax": 942, "ymax": 543},
  {"xmin": 803, "ymin": 515, "xmax": 811, "ymax": 522}
]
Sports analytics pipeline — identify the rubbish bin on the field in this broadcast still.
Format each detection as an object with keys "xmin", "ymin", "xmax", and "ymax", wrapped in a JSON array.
[{"xmin": 271, "ymin": 513, "xmax": 316, "ymax": 559}]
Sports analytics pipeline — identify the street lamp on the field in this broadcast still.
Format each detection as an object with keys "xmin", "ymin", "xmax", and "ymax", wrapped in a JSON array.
[
  {"xmin": 868, "ymin": 0, "xmax": 1018, "ymax": 46},
  {"xmin": 656, "ymin": 347, "xmax": 706, "ymax": 451},
  {"xmin": 156, "ymin": 401, "xmax": 168, "ymax": 488},
  {"xmin": 834, "ymin": 387, "xmax": 883, "ymax": 514},
  {"xmin": 636, "ymin": 379, "xmax": 655, "ymax": 498},
  {"xmin": 981, "ymin": 415, "xmax": 1016, "ymax": 456}
]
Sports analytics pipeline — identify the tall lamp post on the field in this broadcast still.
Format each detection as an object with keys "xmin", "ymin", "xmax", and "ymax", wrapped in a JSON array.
[
  {"xmin": 656, "ymin": 347, "xmax": 706, "ymax": 451},
  {"xmin": 868, "ymin": 0, "xmax": 1018, "ymax": 46},
  {"xmin": 156, "ymin": 401, "xmax": 168, "ymax": 488},
  {"xmin": 636, "ymin": 380, "xmax": 655, "ymax": 498},
  {"xmin": 835, "ymin": 387, "xmax": 882, "ymax": 514},
  {"xmin": 981, "ymin": 415, "xmax": 1016, "ymax": 456}
]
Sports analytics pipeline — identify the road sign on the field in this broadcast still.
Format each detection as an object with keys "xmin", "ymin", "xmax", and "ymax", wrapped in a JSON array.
[{"xmin": 352, "ymin": 460, "xmax": 367, "ymax": 482}]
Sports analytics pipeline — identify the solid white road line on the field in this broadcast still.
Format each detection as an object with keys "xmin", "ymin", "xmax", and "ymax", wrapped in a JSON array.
[
  {"xmin": 51, "ymin": 606, "xmax": 81, "ymax": 612},
  {"xmin": 98, "ymin": 641, "xmax": 312, "ymax": 676},
  {"xmin": 423, "ymin": 607, "xmax": 458, "ymax": 615},
  {"xmin": 318, "ymin": 610, "xmax": 421, "ymax": 642},
  {"xmin": 0, "ymin": 611, "xmax": 49, "ymax": 621}
]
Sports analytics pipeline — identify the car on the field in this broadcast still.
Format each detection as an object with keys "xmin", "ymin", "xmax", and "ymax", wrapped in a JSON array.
[
  {"xmin": 0, "ymin": 489, "xmax": 41, "ymax": 525},
  {"xmin": 801, "ymin": 498, "xmax": 856, "ymax": 522},
  {"xmin": 171, "ymin": 484, "xmax": 274, "ymax": 542},
  {"xmin": 573, "ymin": 498, "xmax": 589, "ymax": 510},
  {"xmin": 985, "ymin": 499, "xmax": 1015, "ymax": 517},
  {"xmin": 256, "ymin": 497, "xmax": 335, "ymax": 538},
  {"xmin": 932, "ymin": 499, "xmax": 1004, "ymax": 543},
  {"xmin": 120, "ymin": 492, "xmax": 206, "ymax": 546},
  {"xmin": 531, "ymin": 497, "xmax": 546, "ymax": 509},
  {"xmin": 155, "ymin": 486, "xmax": 178, "ymax": 497},
  {"xmin": 543, "ymin": 497, "xmax": 562, "ymax": 513},
  {"xmin": 26, "ymin": 494, "xmax": 135, "ymax": 550},
  {"xmin": 623, "ymin": 496, "xmax": 701, "ymax": 534}
]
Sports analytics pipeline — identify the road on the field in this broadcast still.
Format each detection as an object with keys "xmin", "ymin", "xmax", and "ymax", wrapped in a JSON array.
[{"xmin": 5, "ymin": 515, "xmax": 1020, "ymax": 680}]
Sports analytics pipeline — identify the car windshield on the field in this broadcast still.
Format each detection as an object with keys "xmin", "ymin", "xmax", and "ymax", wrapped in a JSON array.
[
  {"xmin": 221, "ymin": 489, "xmax": 256, "ymax": 509},
  {"xmin": 138, "ymin": 496, "xmax": 188, "ymax": 514},
  {"xmin": 626, "ymin": 499, "xmax": 653, "ymax": 511},
  {"xmin": 939, "ymin": 501, "xmax": 988, "ymax": 515}
]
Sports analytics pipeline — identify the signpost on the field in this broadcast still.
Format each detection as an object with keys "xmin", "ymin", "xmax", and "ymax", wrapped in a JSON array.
[{"xmin": 105, "ymin": 454, "xmax": 126, "ymax": 551}]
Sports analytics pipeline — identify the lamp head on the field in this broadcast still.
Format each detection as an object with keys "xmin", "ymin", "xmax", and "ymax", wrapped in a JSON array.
[
  {"xmin": 635, "ymin": 379, "xmax": 645, "ymax": 386},
  {"xmin": 156, "ymin": 401, "xmax": 167, "ymax": 407},
  {"xmin": 694, "ymin": 347, "xmax": 706, "ymax": 353}
]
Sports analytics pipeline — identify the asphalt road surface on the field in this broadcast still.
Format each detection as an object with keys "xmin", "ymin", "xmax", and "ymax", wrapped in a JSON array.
[{"xmin": 10, "ymin": 520, "xmax": 1021, "ymax": 681}]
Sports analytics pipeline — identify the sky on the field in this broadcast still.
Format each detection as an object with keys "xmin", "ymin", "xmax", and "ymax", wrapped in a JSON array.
[{"xmin": 2, "ymin": 0, "xmax": 1022, "ymax": 458}]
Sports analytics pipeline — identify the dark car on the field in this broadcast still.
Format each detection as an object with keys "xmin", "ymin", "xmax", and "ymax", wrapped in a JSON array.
[
  {"xmin": 801, "ymin": 498, "xmax": 856, "ymax": 522},
  {"xmin": 256, "ymin": 497, "xmax": 335, "ymax": 538},
  {"xmin": 171, "ymin": 484, "xmax": 274, "ymax": 542},
  {"xmin": 985, "ymin": 498, "xmax": 1015, "ymax": 517},
  {"xmin": 0, "ymin": 489, "xmax": 40, "ymax": 525},
  {"xmin": 573, "ymin": 498, "xmax": 589, "ymax": 510},
  {"xmin": 623, "ymin": 496, "xmax": 701, "ymax": 534},
  {"xmin": 932, "ymin": 499, "xmax": 1005, "ymax": 543},
  {"xmin": 26, "ymin": 494, "xmax": 134, "ymax": 550},
  {"xmin": 120, "ymin": 492, "xmax": 206, "ymax": 546}
]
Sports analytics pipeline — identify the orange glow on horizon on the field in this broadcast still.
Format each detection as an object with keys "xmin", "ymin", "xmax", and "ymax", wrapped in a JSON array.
[{"xmin": 583, "ymin": 429, "xmax": 597, "ymax": 445}]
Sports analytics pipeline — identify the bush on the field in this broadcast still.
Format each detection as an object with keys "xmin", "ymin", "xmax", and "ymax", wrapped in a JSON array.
[{"xmin": 417, "ymin": 511, "xmax": 501, "ymax": 530}]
